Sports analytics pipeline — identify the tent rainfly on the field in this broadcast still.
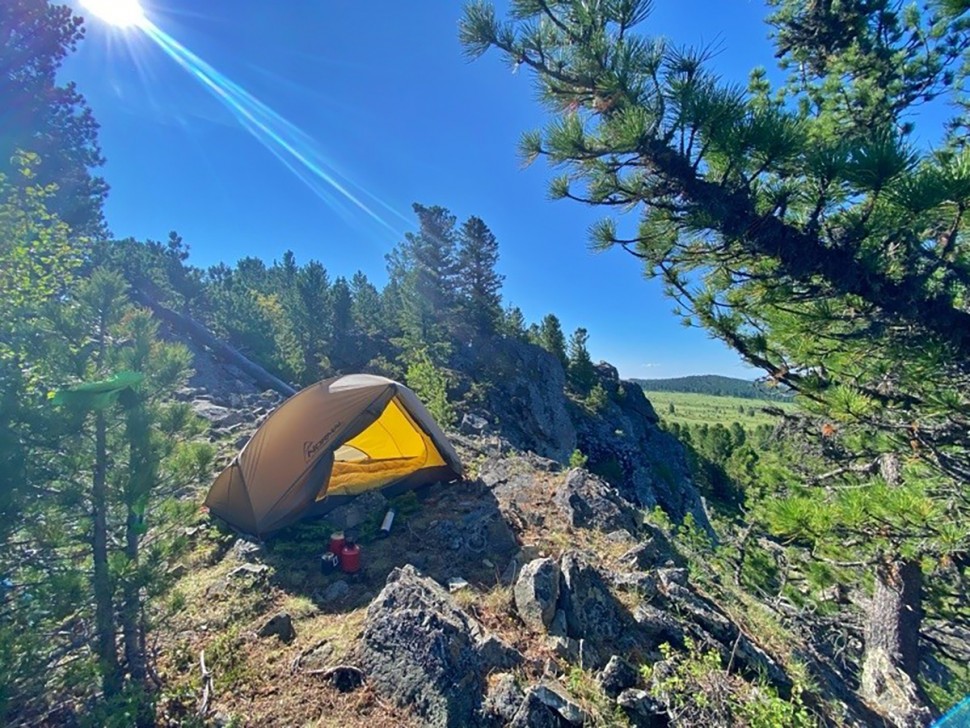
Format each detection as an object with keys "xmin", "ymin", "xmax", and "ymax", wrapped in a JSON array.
[{"xmin": 205, "ymin": 374, "xmax": 462, "ymax": 536}]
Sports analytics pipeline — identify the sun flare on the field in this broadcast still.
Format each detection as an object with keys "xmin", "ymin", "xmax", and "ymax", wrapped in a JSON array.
[{"xmin": 80, "ymin": 0, "xmax": 147, "ymax": 29}]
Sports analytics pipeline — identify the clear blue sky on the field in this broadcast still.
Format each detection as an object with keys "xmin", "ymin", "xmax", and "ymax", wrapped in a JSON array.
[{"xmin": 63, "ymin": 0, "xmax": 779, "ymax": 380}]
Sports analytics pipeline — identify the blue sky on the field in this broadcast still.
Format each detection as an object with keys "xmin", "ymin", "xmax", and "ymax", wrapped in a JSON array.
[{"xmin": 63, "ymin": 0, "xmax": 780, "ymax": 380}]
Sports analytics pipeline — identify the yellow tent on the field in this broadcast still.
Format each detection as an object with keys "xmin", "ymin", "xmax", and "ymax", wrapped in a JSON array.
[{"xmin": 205, "ymin": 374, "xmax": 462, "ymax": 535}]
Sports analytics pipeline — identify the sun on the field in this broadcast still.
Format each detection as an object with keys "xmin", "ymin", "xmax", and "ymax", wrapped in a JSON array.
[{"xmin": 80, "ymin": 0, "xmax": 147, "ymax": 29}]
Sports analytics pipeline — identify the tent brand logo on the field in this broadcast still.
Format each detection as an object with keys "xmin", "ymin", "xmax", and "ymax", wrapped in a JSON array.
[{"xmin": 303, "ymin": 422, "xmax": 341, "ymax": 462}]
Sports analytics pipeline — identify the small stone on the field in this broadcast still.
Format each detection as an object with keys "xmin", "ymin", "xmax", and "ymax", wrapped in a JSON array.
[
  {"xmin": 448, "ymin": 577, "xmax": 470, "ymax": 593},
  {"xmin": 321, "ymin": 580, "xmax": 350, "ymax": 603},
  {"xmin": 229, "ymin": 563, "xmax": 269, "ymax": 578},
  {"xmin": 257, "ymin": 612, "xmax": 295, "ymax": 643}
]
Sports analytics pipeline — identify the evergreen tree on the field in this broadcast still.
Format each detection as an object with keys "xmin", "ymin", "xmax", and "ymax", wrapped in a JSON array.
[
  {"xmin": 567, "ymin": 327, "xmax": 596, "ymax": 395},
  {"xmin": 462, "ymin": 1, "xmax": 970, "ymax": 720},
  {"xmin": 329, "ymin": 276, "xmax": 354, "ymax": 371},
  {"xmin": 0, "ymin": 0, "xmax": 108, "ymax": 237},
  {"xmin": 456, "ymin": 215, "xmax": 504, "ymax": 336},
  {"xmin": 498, "ymin": 304, "xmax": 528, "ymax": 340},
  {"xmin": 389, "ymin": 203, "xmax": 460, "ymax": 357},
  {"xmin": 535, "ymin": 313, "xmax": 568, "ymax": 370}
]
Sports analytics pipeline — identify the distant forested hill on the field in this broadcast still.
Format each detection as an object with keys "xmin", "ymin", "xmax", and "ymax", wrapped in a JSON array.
[{"xmin": 632, "ymin": 374, "xmax": 791, "ymax": 401}]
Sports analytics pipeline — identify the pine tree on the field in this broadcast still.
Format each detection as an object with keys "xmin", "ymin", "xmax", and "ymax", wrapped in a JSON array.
[
  {"xmin": 0, "ymin": 0, "xmax": 108, "ymax": 237},
  {"xmin": 389, "ymin": 203, "xmax": 460, "ymax": 358},
  {"xmin": 329, "ymin": 276, "xmax": 354, "ymax": 371},
  {"xmin": 462, "ymin": 2, "xmax": 970, "ymax": 720},
  {"xmin": 535, "ymin": 314, "xmax": 568, "ymax": 370},
  {"xmin": 498, "ymin": 304, "xmax": 528, "ymax": 340},
  {"xmin": 456, "ymin": 215, "xmax": 504, "ymax": 336},
  {"xmin": 567, "ymin": 327, "xmax": 596, "ymax": 395}
]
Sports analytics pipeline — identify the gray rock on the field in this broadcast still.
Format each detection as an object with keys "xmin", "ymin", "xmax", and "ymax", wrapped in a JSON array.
[
  {"xmin": 482, "ymin": 673, "xmax": 524, "ymax": 725},
  {"xmin": 549, "ymin": 608, "xmax": 568, "ymax": 638},
  {"xmin": 231, "ymin": 539, "xmax": 264, "ymax": 562},
  {"xmin": 555, "ymin": 469, "xmax": 640, "ymax": 534},
  {"xmin": 617, "ymin": 689, "xmax": 667, "ymax": 727},
  {"xmin": 513, "ymin": 558, "xmax": 560, "ymax": 632},
  {"xmin": 300, "ymin": 642, "xmax": 335, "ymax": 671},
  {"xmin": 599, "ymin": 655, "xmax": 640, "ymax": 698},
  {"xmin": 321, "ymin": 580, "xmax": 350, "ymax": 603},
  {"xmin": 257, "ymin": 612, "xmax": 295, "ymax": 643},
  {"xmin": 460, "ymin": 413, "xmax": 489, "ymax": 436},
  {"xmin": 510, "ymin": 689, "xmax": 561, "ymax": 728},
  {"xmin": 191, "ymin": 400, "xmax": 231, "ymax": 423},
  {"xmin": 358, "ymin": 565, "xmax": 522, "ymax": 727},
  {"xmin": 546, "ymin": 635, "xmax": 580, "ymax": 662},
  {"xmin": 558, "ymin": 551, "xmax": 626, "ymax": 655},
  {"xmin": 620, "ymin": 528, "xmax": 681, "ymax": 570},
  {"xmin": 451, "ymin": 337, "xmax": 577, "ymax": 461},
  {"xmin": 532, "ymin": 685, "xmax": 589, "ymax": 725},
  {"xmin": 229, "ymin": 562, "xmax": 269, "ymax": 578},
  {"xmin": 609, "ymin": 571, "xmax": 658, "ymax": 599}
]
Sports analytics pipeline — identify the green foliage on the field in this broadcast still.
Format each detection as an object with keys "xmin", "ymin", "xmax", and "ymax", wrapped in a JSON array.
[
  {"xmin": 567, "ymin": 327, "xmax": 596, "ymax": 395},
  {"xmin": 585, "ymin": 381, "xmax": 609, "ymax": 412},
  {"xmin": 533, "ymin": 313, "xmax": 568, "ymax": 368},
  {"xmin": 569, "ymin": 449, "xmax": 589, "ymax": 469},
  {"xmin": 0, "ymin": 0, "xmax": 107, "ymax": 236},
  {"xmin": 634, "ymin": 375, "xmax": 792, "ymax": 401},
  {"xmin": 405, "ymin": 349, "xmax": 456, "ymax": 429},
  {"xmin": 456, "ymin": 215, "xmax": 504, "ymax": 336},
  {"xmin": 646, "ymin": 638, "xmax": 816, "ymax": 727}
]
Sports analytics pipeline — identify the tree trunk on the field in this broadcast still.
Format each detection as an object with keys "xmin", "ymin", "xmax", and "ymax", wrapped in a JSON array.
[
  {"xmin": 128, "ymin": 287, "xmax": 296, "ymax": 397},
  {"xmin": 860, "ymin": 557, "xmax": 933, "ymax": 727},
  {"xmin": 92, "ymin": 410, "xmax": 121, "ymax": 698}
]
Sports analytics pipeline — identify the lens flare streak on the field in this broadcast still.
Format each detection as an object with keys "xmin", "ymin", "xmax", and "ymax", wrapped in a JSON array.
[{"xmin": 139, "ymin": 21, "xmax": 403, "ymax": 232}]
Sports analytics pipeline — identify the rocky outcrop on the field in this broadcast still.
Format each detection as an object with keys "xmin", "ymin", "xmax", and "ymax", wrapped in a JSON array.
[
  {"xmin": 451, "ymin": 336, "xmax": 577, "ymax": 461},
  {"xmin": 570, "ymin": 364, "xmax": 711, "ymax": 533},
  {"xmin": 358, "ymin": 565, "xmax": 521, "ymax": 727}
]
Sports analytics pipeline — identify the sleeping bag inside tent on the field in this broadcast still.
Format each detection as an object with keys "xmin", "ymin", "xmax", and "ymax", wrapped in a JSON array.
[{"xmin": 204, "ymin": 374, "xmax": 462, "ymax": 536}]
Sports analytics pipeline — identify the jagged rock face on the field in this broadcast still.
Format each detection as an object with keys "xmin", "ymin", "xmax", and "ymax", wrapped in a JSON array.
[
  {"xmin": 555, "ymin": 468, "xmax": 640, "ymax": 535},
  {"xmin": 451, "ymin": 336, "xmax": 577, "ymax": 461},
  {"xmin": 513, "ymin": 557, "xmax": 560, "ymax": 632},
  {"xmin": 358, "ymin": 565, "xmax": 522, "ymax": 728},
  {"xmin": 570, "ymin": 372, "xmax": 710, "ymax": 531}
]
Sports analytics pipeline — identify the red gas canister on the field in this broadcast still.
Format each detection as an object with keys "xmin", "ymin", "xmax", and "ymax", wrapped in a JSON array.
[
  {"xmin": 329, "ymin": 531, "xmax": 345, "ymax": 556},
  {"xmin": 340, "ymin": 539, "xmax": 361, "ymax": 574}
]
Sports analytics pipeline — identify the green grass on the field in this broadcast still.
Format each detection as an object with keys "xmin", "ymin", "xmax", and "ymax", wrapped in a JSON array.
[{"xmin": 643, "ymin": 390, "xmax": 796, "ymax": 428}]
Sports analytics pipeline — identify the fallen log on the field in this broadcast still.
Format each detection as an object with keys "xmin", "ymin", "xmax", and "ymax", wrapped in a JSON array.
[{"xmin": 130, "ymin": 287, "xmax": 297, "ymax": 398}]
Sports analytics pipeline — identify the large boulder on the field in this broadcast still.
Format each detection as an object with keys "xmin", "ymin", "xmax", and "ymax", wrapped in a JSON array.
[
  {"xmin": 513, "ymin": 557, "xmax": 560, "ymax": 632},
  {"xmin": 558, "ymin": 551, "xmax": 633, "ymax": 667},
  {"xmin": 358, "ymin": 565, "xmax": 521, "ymax": 727},
  {"xmin": 555, "ymin": 468, "xmax": 640, "ymax": 534}
]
